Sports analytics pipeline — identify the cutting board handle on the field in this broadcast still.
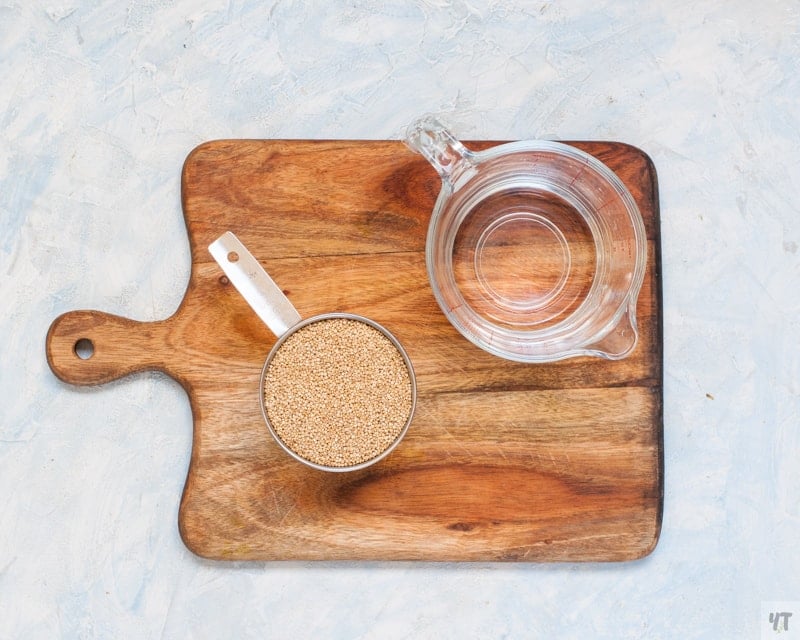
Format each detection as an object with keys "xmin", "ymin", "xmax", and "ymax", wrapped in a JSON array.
[{"xmin": 46, "ymin": 310, "xmax": 172, "ymax": 385}]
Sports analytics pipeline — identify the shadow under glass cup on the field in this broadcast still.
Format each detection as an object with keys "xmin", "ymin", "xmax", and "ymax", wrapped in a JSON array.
[{"xmin": 406, "ymin": 117, "xmax": 648, "ymax": 363}]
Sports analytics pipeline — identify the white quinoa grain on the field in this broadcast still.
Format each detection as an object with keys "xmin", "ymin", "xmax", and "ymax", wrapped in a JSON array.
[{"xmin": 263, "ymin": 318, "xmax": 413, "ymax": 468}]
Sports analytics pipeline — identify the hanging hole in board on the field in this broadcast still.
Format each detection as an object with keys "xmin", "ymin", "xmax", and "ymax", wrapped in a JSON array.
[{"xmin": 74, "ymin": 338, "xmax": 94, "ymax": 360}]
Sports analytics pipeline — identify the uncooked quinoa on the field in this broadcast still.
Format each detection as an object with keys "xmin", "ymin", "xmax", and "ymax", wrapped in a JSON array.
[{"xmin": 263, "ymin": 317, "xmax": 413, "ymax": 468}]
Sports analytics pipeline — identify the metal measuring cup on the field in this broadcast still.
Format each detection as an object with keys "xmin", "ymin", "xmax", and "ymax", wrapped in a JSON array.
[{"xmin": 209, "ymin": 232, "xmax": 416, "ymax": 472}]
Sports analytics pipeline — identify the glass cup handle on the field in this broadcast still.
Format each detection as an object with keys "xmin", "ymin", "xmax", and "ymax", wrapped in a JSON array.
[{"xmin": 405, "ymin": 116, "xmax": 475, "ymax": 183}]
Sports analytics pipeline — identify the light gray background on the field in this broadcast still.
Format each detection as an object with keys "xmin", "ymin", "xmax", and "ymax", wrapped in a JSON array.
[{"xmin": 2, "ymin": 1, "xmax": 798, "ymax": 638}]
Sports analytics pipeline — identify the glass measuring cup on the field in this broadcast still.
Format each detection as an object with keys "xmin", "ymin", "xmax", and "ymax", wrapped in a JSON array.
[
  {"xmin": 406, "ymin": 116, "xmax": 648, "ymax": 362},
  {"xmin": 209, "ymin": 232, "xmax": 416, "ymax": 472}
]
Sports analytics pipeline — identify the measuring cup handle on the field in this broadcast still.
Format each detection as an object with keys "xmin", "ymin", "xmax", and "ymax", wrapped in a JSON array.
[
  {"xmin": 405, "ymin": 116, "xmax": 475, "ymax": 184},
  {"xmin": 208, "ymin": 232, "xmax": 302, "ymax": 338}
]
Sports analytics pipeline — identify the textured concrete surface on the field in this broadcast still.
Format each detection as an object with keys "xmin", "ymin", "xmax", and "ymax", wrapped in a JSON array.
[{"xmin": 1, "ymin": 1, "xmax": 798, "ymax": 637}]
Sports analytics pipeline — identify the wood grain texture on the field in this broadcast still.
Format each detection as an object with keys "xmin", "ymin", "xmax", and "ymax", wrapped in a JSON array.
[{"xmin": 45, "ymin": 139, "xmax": 663, "ymax": 561}]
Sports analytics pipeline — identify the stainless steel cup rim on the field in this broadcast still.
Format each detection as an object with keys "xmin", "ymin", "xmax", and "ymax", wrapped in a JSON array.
[{"xmin": 258, "ymin": 312, "xmax": 417, "ymax": 473}]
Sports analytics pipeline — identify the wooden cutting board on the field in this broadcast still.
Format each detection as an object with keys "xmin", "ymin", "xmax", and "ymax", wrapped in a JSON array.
[{"xmin": 46, "ymin": 139, "xmax": 663, "ymax": 562}]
